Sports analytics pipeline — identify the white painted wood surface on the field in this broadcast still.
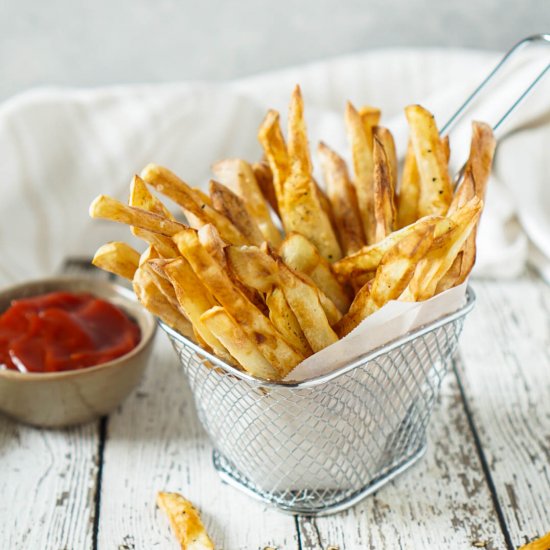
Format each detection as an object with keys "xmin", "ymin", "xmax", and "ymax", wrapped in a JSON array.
[{"xmin": 1, "ymin": 274, "xmax": 549, "ymax": 549}]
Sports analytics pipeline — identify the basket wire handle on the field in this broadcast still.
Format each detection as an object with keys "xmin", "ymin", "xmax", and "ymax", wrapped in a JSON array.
[{"xmin": 439, "ymin": 33, "xmax": 550, "ymax": 187}]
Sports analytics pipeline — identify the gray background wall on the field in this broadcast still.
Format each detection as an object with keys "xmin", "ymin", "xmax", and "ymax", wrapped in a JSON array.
[{"xmin": 0, "ymin": 0, "xmax": 548, "ymax": 101}]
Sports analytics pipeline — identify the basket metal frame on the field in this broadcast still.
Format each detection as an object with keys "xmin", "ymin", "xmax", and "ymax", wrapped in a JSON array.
[{"xmin": 161, "ymin": 287, "xmax": 475, "ymax": 515}]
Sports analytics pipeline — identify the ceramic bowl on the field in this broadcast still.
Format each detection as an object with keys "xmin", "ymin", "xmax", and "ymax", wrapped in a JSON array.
[{"xmin": 0, "ymin": 276, "xmax": 156, "ymax": 427}]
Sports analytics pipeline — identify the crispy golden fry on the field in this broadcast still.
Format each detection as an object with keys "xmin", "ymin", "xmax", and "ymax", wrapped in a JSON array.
[
  {"xmin": 225, "ymin": 245, "xmax": 279, "ymax": 293},
  {"xmin": 287, "ymin": 85, "xmax": 312, "ymax": 177},
  {"xmin": 133, "ymin": 266, "xmax": 194, "ymax": 339},
  {"xmin": 209, "ymin": 180, "xmax": 264, "ymax": 246},
  {"xmin": 435, "ymin": 251, "xmax": 463, "ymax": 294},
  {"xmin": 335, "ymin": 224, "xmax": 435, "ymax": 336},
  {"xmin": 519, "ymin": 530, "xmax": 550, "ymax": 550},
  {"xmin": 374, "ymin": 126, "xmax": 397, "ymax": 192},
  {"xmin": 265, "ymin": 287, "xmax": 312, "ymax": 357},
  {"xmin": 332, "ymin": 214, "xmax": 441, "ymax": 278},
  {"xmin": 397, "ymin": 140, "xmax": 420, "ymax": 228},
  {"xmin": 313, "ymin": 178, "xmax": 337, "ymax": 230},
  {"xmin": 281, "ymin": 164, "xmax": 342, "ymax": 261},
  {"xmin": 318, "ymin": 142, "xmax": 365, "ymax": 255},
  {"xmin": 441, "ymin": 135, "xmax": 451, "ymax": 163},
  {"xmin": 92, "ymin": 242, "xmax": 140, "ymax": 281},
  {"xmin": 346, "ymin": 101, "xmax": 375, "ymax": 244},
  {"xmin": 156, "ymin": 491, "xmax": 214, "ymax": 550},
  {"xmin": 212, "ymin": 158, "xmax": 282, "ymax": 245},
  {"xmin": 160, "ymin": 257, "xmax": 234, "ymax": 361},
  {"xmin": 90, "ymin": 194, "xmax": 188, "ymax": 236},
  {"xmin": 405, "ymin": 105, "xmax": 453, "ymax": 216},
  {"xmin": 402, "ymin": 197, "xmax": 483, "ymax": 301},
  {"xmin": 140, "ymin": 164, "xmax": 247, "ymax": 246},
  {"xmin": 141, "ymin": 260, "xmax": 182, "ymax": 312},
  {"xmin": 280, "ymin": 233, "xmax": 351, "ymax": 313},
  {"xmin": 201, "ymin": 306, "xmax": 280, "ymax": 379},
  {"xmin": 257, "ymin": 109, "xmax": 289, "ymax": 206},
  {"xmin": 173, "ymin": 227, "xmax": 303, "ymax": 377},
  {"xmin": 128, "ymin": 175, "xmax": 181, "ymax": 258},
  {"xmin": 251, "ymin": 161, "xmax": 280, "ymax": 217},
  {"xmin": 373, "ymin": 136, "xmax": 396, "ymax": 243},
  {"xmin": 276, "ymin": 260, "xmax": 338, "ymax": 352},
  {"xmin": 359, "ymin": 106, "xmax": 381, "ymax": 152}
]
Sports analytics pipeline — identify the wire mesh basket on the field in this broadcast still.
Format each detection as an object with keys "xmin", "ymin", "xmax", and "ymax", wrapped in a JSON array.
[{"xmin": 160, "ymin": 287, "xmax": 475, "ymax": 515}]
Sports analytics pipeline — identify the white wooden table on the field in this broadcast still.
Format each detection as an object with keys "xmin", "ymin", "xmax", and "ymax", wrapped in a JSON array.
[{"xmin": 1, "ymin": 269, "xmax": 549, "ymax": 550}]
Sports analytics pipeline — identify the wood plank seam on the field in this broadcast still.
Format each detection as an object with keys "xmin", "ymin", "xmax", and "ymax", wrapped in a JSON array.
[
  {"xmin": 453, "ymin": 357, "xmax": 515, "ymax": 550},
  {"xmin": 92, "ymin": 417, "xmax": 108, "ymax": 550}
]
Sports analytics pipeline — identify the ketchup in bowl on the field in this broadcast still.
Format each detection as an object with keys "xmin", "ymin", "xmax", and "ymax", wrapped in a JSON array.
[{"xmin": 0, "ymin": 291, "xmax": 140, "ymax": 373}]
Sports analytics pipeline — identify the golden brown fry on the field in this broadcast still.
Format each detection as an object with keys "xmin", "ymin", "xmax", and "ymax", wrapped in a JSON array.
[
  {"xmin": 373, "ymin": 136, "xmax": 397, "ymax": 243},
  {"xmin": 265, "ymin": 287, "xmax": 312, "ymax": 357},
  {"xmin": 373, "ymin": 126, "xmax": 398, "ymax": 193},
  {"xmin": 333, "ymin": 215, "xmax": 441, "ymax": 278},
  {"xmin": 435, "ymin": 251, "xmax": 463, "ymax": 294},
  {"xmin": 257, "ymin": 109, "xmax": 289, "ymax": 207},
  {"xmin": 251, "ymin": 161, "xmax": 280, "ymax": 217},
  {"xmin": 318, "ymin": 142, "xmax": 365, "ymax": 255},
  {"xmin": 209, "ymin": 180, "xmax": 264, "ymax": 246},
  {"xmin": 405, "ymin": 105, "xmax": 453, "ymax": 216},
  {"xmin": 90, "ymin": 194, "xmax": 188, "ymax": 236},
  {"xmin": 346, "ymin": 101, "xmax": 375, "ymax": 244},
  {"xmin": 132, "ymin": 266, "xmax": 194, "ymax": 339},
  {"xmin": 226, "ymin": 245, "xmax": 279, "ymax": 293},
  {"xmin": 141, "ymin": 164, "xmax": 247, "ymax": 245},
  {"xmin": 200, "ymin": 306, "xmax": 280, "ymax": 379},
  {"xmin": 212, "ymin": 158, "xmax": 282, "ymax": 245},
  {"xmin": 92, "ymin": 242, "xmax": 140, "ymax": 281},
  {"xmin": 156, "ymin": 491, "xmax": 214, "ymax": 550},
  {"xmin": 403, "ymin": 197, "xmax": 483, "ymax": 301},
  {"xmin": 335, "ymin": 224, "xmax": 435, "ymax": 337},
  {"xmin": 277, "ymin": 260, "xmax": 338, "ymax": 353},
  {"xmin": 287, "ymin": 85, "xmax": 312, "ymax": 177},
  {"xmin": 519, "ymin": 530, "xmax": 550, "ymax": 550},
  {"xmin": 280, "ymin": 233, "xmax": 351, "ymax": 313},
  {"xmin": 397, "ymin": 140, "xmax": 420, "ymax": 228},
  {"xmin": 359, "ymin": 106, "xmax": 381, "ymax": 152},
  {"xmin": 280, "ymin": 164, "xmax": 342, "ymax": 262},
  {"xmin": 173, "ymin": 227, "xmax": 304, "ymax": 377}
]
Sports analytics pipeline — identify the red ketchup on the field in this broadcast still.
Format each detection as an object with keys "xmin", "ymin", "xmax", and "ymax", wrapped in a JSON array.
[{"xmin": 0, "ymin": 291, "xmax": 140, "ymax": 373}]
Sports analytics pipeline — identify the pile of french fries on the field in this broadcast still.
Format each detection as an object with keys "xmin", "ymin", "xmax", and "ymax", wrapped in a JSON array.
[{"xmin": 89, "ymin": 86, "xmax": 495, "ymax": 381}]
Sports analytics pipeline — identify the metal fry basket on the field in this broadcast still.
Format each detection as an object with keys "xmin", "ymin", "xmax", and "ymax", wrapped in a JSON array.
[{"xmin": 161, "ymin": 287, "xmax": 475, "ymax": 515}]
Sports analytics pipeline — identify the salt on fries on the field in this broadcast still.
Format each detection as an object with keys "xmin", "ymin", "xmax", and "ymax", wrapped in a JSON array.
[{"xmin": 90, "ymin": 85, "xmax": 495, "ymax": 381}]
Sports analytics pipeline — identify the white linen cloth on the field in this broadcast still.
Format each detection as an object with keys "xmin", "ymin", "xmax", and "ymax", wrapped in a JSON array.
[{"xmin": 0, "ymin": 48, "xmax": 549, "ymax": 286}]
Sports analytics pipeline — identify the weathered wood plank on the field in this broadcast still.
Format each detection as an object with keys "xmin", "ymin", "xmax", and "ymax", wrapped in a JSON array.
[
  {"xmin": 299, "ymin": 372, "xmax": 508, "ymax": 549},
  {"xmin": 459, "ymin": 276, "xmax": 550, "ymax": 548},
  {"xmin": 97, "ymin": 333, "xmax": 298, "ymax": 550},
  {"xmin": 0, "ymin": 418, "xmax": 99, "ymax": 549}
]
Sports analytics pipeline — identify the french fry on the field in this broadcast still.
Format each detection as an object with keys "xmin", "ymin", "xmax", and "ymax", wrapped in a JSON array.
[
  {"xmin": 212, "ymin": 158, "xmax": 282, "ymax": 245},
  {"xmin": 90, "ymin": 194, "xmax": 188, "ymax": 236},
  {"xmin": 251, "ymin": 161, "xmax": 280, "ymax": 217},
  {"xmin": 209, "ymin": 180, "xmax": 264, "ymax": 246},
  {"xmin": 92, "ymin": 242, "xmax": 140, "ymax": 281},
  {"xmin": 373, "ymin": 126, "xmax": 398, "ymax": 193},
  {"xmin": 277, "ymin": 260, "xmax": 338, "ymax": 352},
  {"xmin": 335, "ymin": 224, "xmax": 435, "ymax": 336},
  {"xmin": 373, "ymin": 136, "xmax": 396, "ymax": 242},
  {"xmin": 318, "ymin": 141, "xmax": 365, "ymax": 255},
  {"xmin": 132, "ymin": 266, "xmax": 194, "ymax": 339},
  {"xmin": 173, "ymin": 227, "xmax": 304, "ymax": 377},
  {"xmin": 265, "ymin": 287, "xmax": 312, "ymax": 357},
  {"xmin": 402, "ymin": 197, "xmax": 483, "ymax": 301},
  {"xmin": 280, "ymin": 233, "xmax": 351, "ymax": 313},
  {"xmin": 519, "ymin": 530, "xmax": 550, "ymax": 550},
  {"xmin": 332, "ymin": 214, "xmax": 441, "ymax": 278},
  {"xmin": 161, "ymin": 257, "xmax": 231, "ymax": 361},
  {"xmin": 141, "ymin": 164, "xmax": 247, "ymax": 246},
  {"xmin": 346, "ymin": 101, "xmax": 375, "ymax": 244},
  {"xmin": 257, "ymin": 109, "xmax": 289, "ymax": 206},
  {"xmin": 156, "ymin": 491, "xmax": 214, "ymax": 550},
  {"xmin": 280, "ymin": 165, "xmax": 342, "ymax": 261},
  {"xmin": 225, "ymin": 245, "xmax": 279, "ymax": 293},
  {"xmin": 200, "ymin": 306, "xmax": 280, "ymax": 379},
  {"xmin": 359, "ymin": 106, "xmax": 381, "ymax": 152},
  {"xmin": 405, "ymin": 105, "xmax": 453, "ymax": 216},
  {"xmin": 397, "ymin": 140, "xmax": 420, "ymax": 228},
  {"xmin": 287, "ymin": 85, "xmax": 312, "ymax": 178}
]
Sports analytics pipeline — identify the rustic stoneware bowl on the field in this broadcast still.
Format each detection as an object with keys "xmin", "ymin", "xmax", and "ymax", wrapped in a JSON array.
[{"xmin": 0, "ymin": 277, "xmax": 156, "ymax": 428}]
